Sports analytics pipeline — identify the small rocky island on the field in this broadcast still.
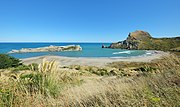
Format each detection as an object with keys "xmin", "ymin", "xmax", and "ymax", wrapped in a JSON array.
[
  {"xmin": 106, "ymin": 30, "xmax": 180, "ymax": 51},
  {"xmin": 8, "ymin": 45, "xmax": 82, "ymax": 53}
]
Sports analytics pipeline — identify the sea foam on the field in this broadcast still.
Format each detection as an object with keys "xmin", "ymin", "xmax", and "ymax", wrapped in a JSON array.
[{"xmin": 113, "ymin": 51, "xmax": 132, "ymax": 54}]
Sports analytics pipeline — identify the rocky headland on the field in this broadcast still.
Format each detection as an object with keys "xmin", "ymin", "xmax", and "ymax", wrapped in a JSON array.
[
  {"xmin": 107, "ymin": 30, "xmax": 180, "ymax": 51},
  {"xmin": 8, "ymin": 45, "xmax": 82, "ymax": 53}
]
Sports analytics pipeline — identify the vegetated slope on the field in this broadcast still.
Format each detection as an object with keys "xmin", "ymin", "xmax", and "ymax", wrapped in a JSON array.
[
  {"xmin": 109, "ymin": 30, "xmax": 180, "ymax": 51},
  {"xmin": 57, "ymin": 55, "xmax": 180, "ymax": 107},
  {"xmin": 0, "ymin": 54, "xmax": 180, "ymax": 106}
]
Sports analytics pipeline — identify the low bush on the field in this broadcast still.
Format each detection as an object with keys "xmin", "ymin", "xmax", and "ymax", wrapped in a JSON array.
[
  {"xmin": 0, "ymin": 54, "xmax": 21, "ymax": 69},
  {"xmin": 8, "ymin": 63, "xmax": 38, "ymax": 72},
  {"xmin": 10, "ymin": 65, "xmax": 30, "ymax": 71}
]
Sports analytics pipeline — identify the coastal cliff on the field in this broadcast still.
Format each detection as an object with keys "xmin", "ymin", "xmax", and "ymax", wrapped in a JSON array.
[
  {"xmin": 9, "ymin": 45, "xmax": 82, "ymax": 53},
  {"xmin": 108, "ymin": 30, "xmax": 180, "ymax": 51}
]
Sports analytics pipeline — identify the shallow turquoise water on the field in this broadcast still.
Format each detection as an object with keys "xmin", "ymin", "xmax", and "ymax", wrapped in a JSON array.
[{"xmin": 0, "ymin": 43, "xmax": 148, "ymax": 59}]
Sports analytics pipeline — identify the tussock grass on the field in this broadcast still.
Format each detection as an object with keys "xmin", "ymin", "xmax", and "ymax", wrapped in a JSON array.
[
  {"xmin": 0, "ymin": 54, "xmax": 180, "ymax": 106},
  {"xmin": 58, "ymin": 54, "xmax": 180, "ymax": 107},
  {"xmin": 0, "ymin": 59, "xmax": 81, "ymax": 106}
]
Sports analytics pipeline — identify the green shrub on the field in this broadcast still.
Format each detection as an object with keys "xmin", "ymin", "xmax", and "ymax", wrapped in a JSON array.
[
  {"xmin": 0, "ymin": 54, "xmax": 21, "ymax": 69},
  {"xmin": 11, "ymin": 65, "xmax": 30, "ymax": 71},
  {"xmin": 134, "ymin": 66, "xmax": 157, "ymax": 72}
]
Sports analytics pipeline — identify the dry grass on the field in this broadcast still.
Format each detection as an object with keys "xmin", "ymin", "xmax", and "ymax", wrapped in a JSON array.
[
  {"xmin": 0, "ymin": 59, "xmax": 81, "ymax": 107},
  {"xmin": 0, "ymin": 54, "xmax": 180, "ymax": 106},
  {"xmin": 56, "ymin": 54, "xmax": 180, "ymax": 107}
]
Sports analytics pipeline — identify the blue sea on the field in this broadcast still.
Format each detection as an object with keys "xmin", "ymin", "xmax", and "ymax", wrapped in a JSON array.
[{"xmin": 0, "ymin": 43, "xmax": 149, "ymax": 59}]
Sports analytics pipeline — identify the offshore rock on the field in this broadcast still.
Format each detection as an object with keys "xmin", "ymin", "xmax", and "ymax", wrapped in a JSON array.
[{"xmin": 8, "ymin": 45, "xmax": 82, "ymax": 53}]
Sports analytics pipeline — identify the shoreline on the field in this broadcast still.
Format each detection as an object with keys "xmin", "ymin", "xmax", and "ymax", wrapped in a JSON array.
[{"xmin": 21, "ymin": 51, "xmax": 169, "ymax": 67}]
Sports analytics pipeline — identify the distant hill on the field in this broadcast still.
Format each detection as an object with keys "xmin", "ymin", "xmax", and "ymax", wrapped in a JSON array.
[{"xmin": 108, "ymin": 30, "xmax": 180, "ymax": 51}]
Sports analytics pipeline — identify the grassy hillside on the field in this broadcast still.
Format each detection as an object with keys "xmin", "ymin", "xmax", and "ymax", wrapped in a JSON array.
[
  {"xmin": 0, "ymin": 54, "xmax": 180, "ymax": 106},
  {"xmin": 138, "ymin": 37, "xmax": 180, "ymax": 51}
]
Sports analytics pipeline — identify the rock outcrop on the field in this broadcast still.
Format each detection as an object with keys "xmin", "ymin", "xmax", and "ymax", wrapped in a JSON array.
[
  {"xmin": 109, "ymin": 30, "xmax": 152, "ymax": 49},
  {"xmin": 9, "ymin": 45, "xmax": 82, "ymax": 53},
  {"xmin": 108, "ymin": 30, "xmax": 180, "ymax": 51}
]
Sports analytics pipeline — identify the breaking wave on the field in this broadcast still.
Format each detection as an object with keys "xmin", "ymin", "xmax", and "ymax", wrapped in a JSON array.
[{"xmin": 113, "ymin": 51, "xmax": 132, "ymax": 54}]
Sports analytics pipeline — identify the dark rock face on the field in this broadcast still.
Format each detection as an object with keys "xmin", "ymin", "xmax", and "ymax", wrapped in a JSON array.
[
  {"xmin": 102, "ymin": 44, "xmax": 107, "ymax": 48},
  {"xmin": 109, "ymin": 30, "xmax": 152, "ymax": 49}
]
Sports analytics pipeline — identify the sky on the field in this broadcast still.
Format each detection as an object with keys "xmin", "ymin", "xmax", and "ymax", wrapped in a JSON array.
[{"xmin": 0, "ymin": 0, "xmax": 180, "ymax": 42}]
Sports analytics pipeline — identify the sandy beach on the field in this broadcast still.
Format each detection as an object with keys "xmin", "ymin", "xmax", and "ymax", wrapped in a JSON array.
[{"xmin": 21, "ymin": 51, "xmax": 169, "ymax": 67}]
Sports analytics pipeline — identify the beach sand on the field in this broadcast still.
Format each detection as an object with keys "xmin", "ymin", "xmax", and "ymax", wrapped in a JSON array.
[{"xmin": 21, "ymin": 51, "xmax": 169, "ymax": 67}]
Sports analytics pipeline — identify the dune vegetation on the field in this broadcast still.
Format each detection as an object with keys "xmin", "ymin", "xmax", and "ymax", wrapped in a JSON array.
[{"xmin": 0, "ymin": 54, "xmax": 180, "ymax": 106}]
